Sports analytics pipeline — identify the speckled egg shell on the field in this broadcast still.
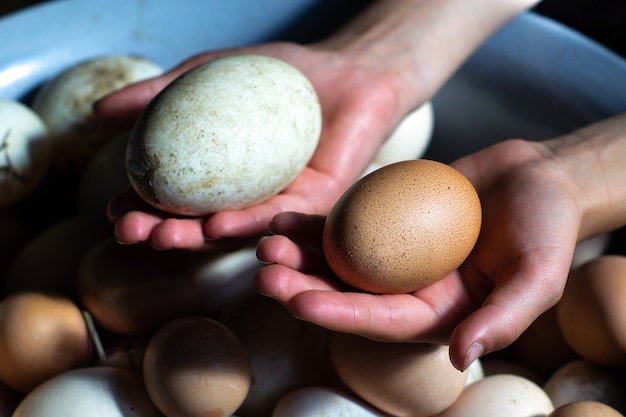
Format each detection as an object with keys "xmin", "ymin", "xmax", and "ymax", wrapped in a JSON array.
[
  {"xmin": 126, "ymin": 54, "xmax": 321, "ymax": 216},
  {"xmin": 323, "ymin": 159, "xmax": 481, "ymax": 294}
]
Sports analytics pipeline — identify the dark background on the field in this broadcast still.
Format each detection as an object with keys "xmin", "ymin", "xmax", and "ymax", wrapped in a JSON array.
[{"xmin": 1, "ymin": 1, "xmax": 624, "ymax": 59}]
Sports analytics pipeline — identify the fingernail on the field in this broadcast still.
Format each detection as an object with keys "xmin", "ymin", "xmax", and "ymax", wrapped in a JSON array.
[{"xmin": 463, "ymin": 342, "xmax": 484, "ymax": 371}]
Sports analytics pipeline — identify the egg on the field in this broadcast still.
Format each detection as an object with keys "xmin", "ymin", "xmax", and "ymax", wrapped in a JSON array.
[
  {"xmin": 143, "ymin": 316, "xmax": 251, "ymax": 417},
  {"xmin": 323, "ymin": 159, "xmax": 481, "ymax": 294},
  {"xmin": 32, "ymin": 54, "xmax": 163, "ymax": 171},
  {"xmin": 556, "ymin": 255, "xmax": 626, "ymax": 366},
  {"xmin": 218, "ymin": 291, "xmax": 338, "ymax": 417},
  {"xmin": 330, "ymin": 334, "xmax": 468, "ymax": 417},
  {"xmin": 3, "ymin": 213, "xmax": 111, "ymax": 298},
  {"xmin": 363, "ymin": 102, "xmax": 435, "ymax": 177},
  {"xmin": 0, "ymin": 292, "xmax": 92, "ymax": 393},
  {"xmin": 126, "ymin": 54, "xmax": 321, "ymax": 216},
  {"xmin": 195, "ymin": 245, "xmax": 265, "ymax": 316},
  {"xmin": 272, "ymin": 386, "xmax": 389, "ymax": 417},
  {"xmin": 548, "ymin": 401, "xmax": 625, "ymax": 417},
  {"xmin": 76, "ymin": 238, "xmax": 206, "ymax": 335},
  {"xmin": 435, "ymin": 374, "xmax": 554, "ymax": 417},
  {"xmin": 542, "ymin": 360, "xmax": 626, "ymax": 413},
  {"xmin": 510, "ymin": 307, "xmax": 578, "ymax": 377},
  {"xmin": 12, "ymin": 366, "xmax": 159, "ymax": 417},
  {"xmin": 0, "ymin": 98, "xmax": 50, "ymax": 208},
  {"xmin": 480, "ymin": 357, "xmax": 546, "ymax": 386}
]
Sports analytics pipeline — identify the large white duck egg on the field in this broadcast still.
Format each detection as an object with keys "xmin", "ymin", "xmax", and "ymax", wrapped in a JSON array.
[{"xmin": 126, "ymin": 54, "xmax": 322, "ymax": 216}]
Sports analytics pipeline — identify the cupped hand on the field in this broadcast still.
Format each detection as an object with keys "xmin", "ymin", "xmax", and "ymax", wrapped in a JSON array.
[
  {"xmin": 254, "ymin": 138, "xmax": 583, "ymax": 370},
  {"xmin": 95, "ymin": 42, "xmax": 410, "ymax": 249}
]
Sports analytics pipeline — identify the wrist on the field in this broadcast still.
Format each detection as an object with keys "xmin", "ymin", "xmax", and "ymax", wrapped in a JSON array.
[
  {"xmin": 313, "ymin": 0, "xmax": 540, "ymax": 114},
  {"xmin": 541, "ymin": 113, "xmax": 626, "ymax": 240}
]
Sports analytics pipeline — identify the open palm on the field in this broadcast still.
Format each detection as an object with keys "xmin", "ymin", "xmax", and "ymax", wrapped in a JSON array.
[
  {"xmin": 95, "ymin": 42, "xmax": 408, "ymax": 249},
  {"xmin": 254, "ymin": 139, "xmax": 581, "ymax": 370}
]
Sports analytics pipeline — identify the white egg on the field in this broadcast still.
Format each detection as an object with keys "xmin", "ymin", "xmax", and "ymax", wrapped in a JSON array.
[
  {"xmin": 32, "ymin": 55, "xmax": 163, "ymax": 171},
  {"xmin": 12, "ymin": 366, "xmax": 159, "ymax": 417},
  {"xmin": 0, "ymin": 98, "xmax": 50, "ymax": 208},
  {"xmin": 436, "ymin": 374, "xmax": 554, "ymax": 417},
  {"xmin": 195, "ymin": 246, "xmax": 263, "ymax": 316},
  {"xmin": 361, "ymin": 102, "xmax": 434, "ymax": 178},
  {"xmin": 570, "ymin": 232, "xmax": 611, "ymax": 269},
  {"xmin": 543, "ymin": 360, "xmax": 626, "ymax": 412},
  {"xmin": 126, "ymin": 54, "xmax": 321, "ymax": 216},
  {"xmin": 465, "ymin": 358, "xmax": 485, "ymax": 386},
  {"xmin": 374, "ymin": 101, "xmax": 434, "ymax": 166},
  {"xmin": 272, "ymin": 387, "xmax": 390, "ymax": 417}
]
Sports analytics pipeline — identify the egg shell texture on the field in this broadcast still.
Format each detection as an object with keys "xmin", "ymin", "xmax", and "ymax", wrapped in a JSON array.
[
  {"xmin": 436, "ymin": 374, "xmax": 554, "ymax": 417},
  {"xmin": 331, "ymin": 335, "xmax": 468, "ymax": 417},
  {"xmin": 0, "ymin": 292, "xmax": 92, "ymax": 393},
  {"xmin": 76, "ymin": 238, "xmax": 204, "ymax": 335},
  {"xmin": 33, "ymin": 54, "xmax": 163, "ymax": 171},
  {"xmin": 557, "ymin": 255, "xmax": 626, "ymax": 366},
  {"xmin": 127, "ymin": 54, "xmax": 321, "ymax": 215},
  {"xmin": 0, "ymin": 98, "xmax": 50, "ymax": 208},
  {"xmin": 323, "ymin": 159, "xmax": 481, "ymax": 294},
  {"xmin": 548, "ymin": 401, "xmax": 625, "ymax": 417},
  {"xmin": 143, "ymin": 316, "xmax": 251, "ymax": 417},
  {"xmin": 12, "ymin": 366, "xmax": 159, "ymax": 417}
]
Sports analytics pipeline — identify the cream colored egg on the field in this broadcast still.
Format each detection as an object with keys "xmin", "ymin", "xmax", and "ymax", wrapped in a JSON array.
[
  {"xmin": 465, "ymin": 358, "xmax": 485, "ymax": 386},
  {"xmin": 542, "ymin": 360, "xmax": 626, "ymax": 413},
  {"xmin": 0, "ymin": 98, "xmax": 50, "ymax": 208},
  {"xmin": 32, "ymin": 55, "xmax": 163, "ymax": 171},
  {"xmin": 218, "ymin": 291, "xmax": 337, "ymax": 417},
  {"xmin": 273, "ymin": 387, "xmax": 389, "ymax": 417},
  {"xmin": 323, "ymin": 159, "xmax": 481, "ymax": 294},
  {"xmin": 436, "ymin": 374, "xmax": 554, "ymax": 417},
  {"xmin": 12, "ymin": 366, "xmax": 159, "ymax": 417},
  {"xmin": 374, "ymin": 101, "xmax": 434, "ymax": 166},
  {"xmin": 331, "ymin": 335, "xmax": 468, "ymax": 417},
  {"xmin": 556, "ymin": 255, "xmax": 626, "ymax": 365},
  {"xmin": 126, "ymin": 54, "xmax": 321, "ymax": 216}
]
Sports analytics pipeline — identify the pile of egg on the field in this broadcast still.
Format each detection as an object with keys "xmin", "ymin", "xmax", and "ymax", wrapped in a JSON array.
[{"xmin": 1, "ymin": 54, "xmax": 625, "ymax": 417}]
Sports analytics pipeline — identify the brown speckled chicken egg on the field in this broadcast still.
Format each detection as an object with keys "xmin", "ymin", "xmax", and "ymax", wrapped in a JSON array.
[{"xmin": 323, "ymin": 159, "xmax": 481, "ymax": 294}]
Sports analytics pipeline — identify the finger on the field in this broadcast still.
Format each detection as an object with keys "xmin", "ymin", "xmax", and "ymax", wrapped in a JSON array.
[
  {"xmin": 203, "ymin": 194, "xmax": 316, "ymax": 240},
  {"xmin": 268, "ymin": 211, "xmax": 326, "ymax": 247},
  {"xmin": 448, "ymin": 259, "xmax": 569, "ymax": 371},
  {"xmin": 256, "ymin": 234, "xmax": 330, "ymax": 275},
  {"xmin": 288, "ymin": 290, "xmax": 445, "ymax": 343},
  {"xmin": 113, "ymin": 210, "xmax": 165, "ymax": 245},
  {"xmin": 93, "ymin": 76, "xmax": 174, "ymax": 129},
  {"xmin": 254, "ymin": 263, "xmax": 345, "ymax": 307},
  {"xmin": 148, "ymin": 217, "xmax": 209, "ymax": 250}
]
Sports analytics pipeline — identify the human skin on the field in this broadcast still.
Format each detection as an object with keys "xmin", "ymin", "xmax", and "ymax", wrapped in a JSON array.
[
  {"xmin": 95, "ymin": 0, "xmax": 539, "ymax": 250},
  {"xmin": 254, "ymin": 114, "xmax": 626, "ymax": 370},
  {"xmin": 93, "ymin": 0, "xmax": 626, "ymax": 369}
]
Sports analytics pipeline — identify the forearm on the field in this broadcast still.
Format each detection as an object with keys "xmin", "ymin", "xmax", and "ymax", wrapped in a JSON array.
[
  {"xmin": 542, "ymin": 112, "xmax": 626, "ymax": 240},
  {"xmin": 315, "ymin": 0, "xmax": 540, "ymax": 113}
]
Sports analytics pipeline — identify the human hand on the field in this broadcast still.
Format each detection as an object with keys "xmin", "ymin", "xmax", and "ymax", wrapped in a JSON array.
[
  {"xmin": 254, "ymin": 138, "xmax": 584, "ymax": 370},
  {"xmin": 95, "ymin": 42, "xmax": 410, "ymax": 249}
]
